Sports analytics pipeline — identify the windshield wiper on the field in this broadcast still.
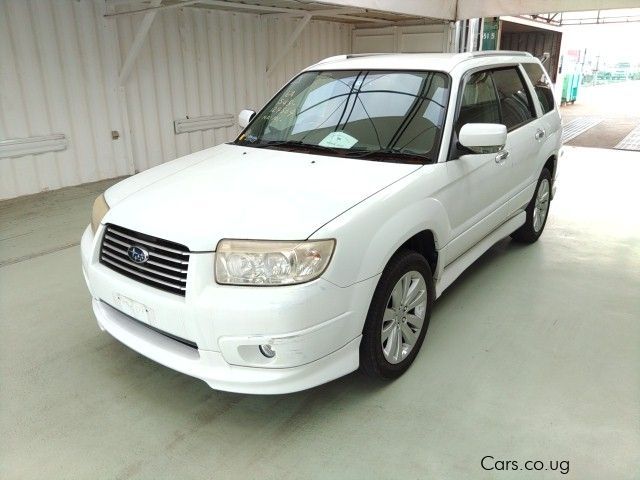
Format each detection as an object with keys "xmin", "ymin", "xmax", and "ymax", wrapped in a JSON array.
[
  {"xmin": 239, "ymin": 140, "xmax": 345, "ymax": 155},
  {"xmin": 343, "ymin": 148, "xmax": 431, "ymax": 164},
  {"xmin": 238, "ymin": 140, "xmax": 429, "ymax": 164}
]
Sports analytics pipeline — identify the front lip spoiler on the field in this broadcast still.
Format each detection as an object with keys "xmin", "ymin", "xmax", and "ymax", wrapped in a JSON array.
[
  {"xmin": 101, "ymin": 300, "xmax": 198, "ymax": 349},
  {"xmin": 91, "ymin": 298, "xmax": 362, "ymax": 394}
]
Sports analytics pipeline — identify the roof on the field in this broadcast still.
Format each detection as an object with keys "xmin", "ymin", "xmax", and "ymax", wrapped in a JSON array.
[{"xmin": 307, "ymin": 51, "xmax": 536, "ymax": 73}]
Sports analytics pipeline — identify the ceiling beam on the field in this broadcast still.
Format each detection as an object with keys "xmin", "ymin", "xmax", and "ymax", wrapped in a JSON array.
[
  {"xmin": 552, "ymin": 12, "xmax": 640, "ymax": 24},
  {"xmin": 327, "ymin": 14, "xmax": 390, "ymax": 24},
  {"xmin": 105, "ymin": 0, "xmax": 200, "ymax": 17},
  {"xmin": 501, "ymin": 15, "xmax": 563, "ymax": 31},
  {"xmin": 105, "ymin": 0, "xmax": 443, "ymax": 23},
  {"xmin": 316, "ymin": 0, "xmax": 456, "ymax": 20},
  {"xmin": 457, "ymin": 0, "xmax": 640, "ymax": 20},
  {"xmin": 264, "ymin": 8, "xmax": 393, "ymax": 24},
  {"xmin": 110, "ymin": 0, "xmax": 456, "ymax": 20},
  {"xmin": 197, "ymin": 0, "xmax": 307, "ymax": 15}
]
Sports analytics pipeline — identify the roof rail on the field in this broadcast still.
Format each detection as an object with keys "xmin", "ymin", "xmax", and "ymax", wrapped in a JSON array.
[
  {"xmin": 345, "ymin": 53, "xmax": 391, "ymax": 59},
  {"xmin": 466, "ymin": 50, "xmax": 533, "ymax": 59},
  {"xmin": 314, "ymin": 52, "xmax": 390, "ymax": 65}
]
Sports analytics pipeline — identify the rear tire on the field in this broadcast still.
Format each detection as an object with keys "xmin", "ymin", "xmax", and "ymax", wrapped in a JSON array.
[
  {"xmin": 360, "ymin": 250, "xmax": 435, "ymax": 379},
  {"xmin": 511, "ymin": 168, "xmax": 552, "ymax": 244}
]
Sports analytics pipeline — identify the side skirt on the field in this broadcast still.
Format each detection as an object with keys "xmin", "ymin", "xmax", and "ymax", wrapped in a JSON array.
[{"xmin": 435, "ymin": 211, "xmax": 526, "ymax": 298}]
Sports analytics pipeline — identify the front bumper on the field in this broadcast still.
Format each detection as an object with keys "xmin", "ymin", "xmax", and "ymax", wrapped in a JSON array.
[{"xmin": 81, "ymin": 225, "xmax": 377, "ymax": 394}]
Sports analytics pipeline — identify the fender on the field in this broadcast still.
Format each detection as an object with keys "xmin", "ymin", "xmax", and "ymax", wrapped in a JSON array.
[{"xmin": 311, "ymin": 167, "xmax": 451, "ymax": 288}]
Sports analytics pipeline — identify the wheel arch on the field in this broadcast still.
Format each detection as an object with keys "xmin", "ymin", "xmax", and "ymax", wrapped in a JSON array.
[
  {"xmin": 542, "ymin": 154, "xmax": 557, "ymax": 199},
  {"xmin": 544, "ymin": 154, "xmax": 557, "ymax": 180},
  {"xmin": 314, "ymin": 196, "xmax": 449, "ymax": 288},
  {"xmin": 395, "ymin": 230, "xmax": 438, "ymax": 276}
]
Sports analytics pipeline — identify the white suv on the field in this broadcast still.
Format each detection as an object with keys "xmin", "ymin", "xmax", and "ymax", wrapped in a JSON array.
[{"xmin": 82, "ymin": 51, "xmax": 561, "ymax": 394}]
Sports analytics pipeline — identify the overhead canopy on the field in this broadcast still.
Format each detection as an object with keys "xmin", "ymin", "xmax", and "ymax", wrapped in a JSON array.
[{"xmin": 107, "ymin": 0, "xmax": 640, "ymax": 22}]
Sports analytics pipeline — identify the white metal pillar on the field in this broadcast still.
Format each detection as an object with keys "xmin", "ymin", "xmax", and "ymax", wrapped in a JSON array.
[{"xmin": 450, "ymin": 18, "xmax": 483, "ymax": 53}]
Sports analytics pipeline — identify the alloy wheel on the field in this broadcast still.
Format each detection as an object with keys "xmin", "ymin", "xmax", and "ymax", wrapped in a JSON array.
[
  {"xmin": 533, "ymin": 178, "xmax": 550, "ymax": 232},
  {"xmin": 381, "ymin": 271, "xmax": 428, "ymax": 364}
]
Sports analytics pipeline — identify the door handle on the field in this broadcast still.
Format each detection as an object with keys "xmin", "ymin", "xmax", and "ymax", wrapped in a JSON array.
[
  {"xmin": 535, "ymin": 128, "xmax": 546, "ymax": 140},
  {"xmin": 495, "ymin": 150, "xmax": 509, "ymax": 164}
]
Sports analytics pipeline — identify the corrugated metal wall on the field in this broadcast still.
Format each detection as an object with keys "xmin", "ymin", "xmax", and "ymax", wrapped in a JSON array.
[
  {"xmin": 265, "ymin": 16, "xmax": 352, "ymax": 97},
  {"xmin": 352, "ymin": 24, "xmax": 449, "ymax": 54},
  {"xmin": 0, "ymin": 0, "xmax": 129, "ymax": 199},
  {"xmin": 0, "ymin": 0, "xmax": 352, "ymax": 199},
  {"xmin": 118, "ymin": 9, "xmax": 351, "ymax": 173}
]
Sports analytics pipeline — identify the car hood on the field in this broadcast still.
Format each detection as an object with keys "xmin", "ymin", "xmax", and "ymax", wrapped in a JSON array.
[{"xmin": 103, "ymin": 143, "xmax": 420, "ymax": 250}]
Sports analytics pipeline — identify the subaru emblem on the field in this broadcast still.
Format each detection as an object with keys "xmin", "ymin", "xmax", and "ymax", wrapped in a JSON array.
[{"xmin": 127, "ymin": 245, "xmax": 149, "ymax": 264}]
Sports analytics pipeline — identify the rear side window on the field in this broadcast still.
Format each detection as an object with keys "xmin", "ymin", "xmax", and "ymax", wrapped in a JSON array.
[
  {"xmin": 492, "ymin": 68, "xmax": 536, "ymax": 130},
  {"xmin": 522, "ymin": 63, "xmax": 555, "ymax": 114},
  {"xmin": 455, "ymin": 71, "xmax": 500, "ymax": 134}
]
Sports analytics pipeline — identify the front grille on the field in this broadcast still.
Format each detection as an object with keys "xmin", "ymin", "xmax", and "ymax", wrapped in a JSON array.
[{"xmin": 100, "ymin": 224, "xmax": 190, "ymax": 296}]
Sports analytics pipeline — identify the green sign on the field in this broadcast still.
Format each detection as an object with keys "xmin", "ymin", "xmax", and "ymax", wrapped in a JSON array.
[{"xmin": 482, "ymin": 17, "xmax": 499, "ymax": 51}]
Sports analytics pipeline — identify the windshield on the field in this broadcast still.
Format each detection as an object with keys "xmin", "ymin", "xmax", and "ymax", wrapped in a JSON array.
[{"xmin": 235, "ymin": 70, "xmax": 450, "ymax": 164}]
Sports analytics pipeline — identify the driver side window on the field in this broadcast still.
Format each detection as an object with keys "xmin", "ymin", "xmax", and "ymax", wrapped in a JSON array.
[{"xmin": 455, "ymin": 71, "xmax": 500, "ymax": 135}]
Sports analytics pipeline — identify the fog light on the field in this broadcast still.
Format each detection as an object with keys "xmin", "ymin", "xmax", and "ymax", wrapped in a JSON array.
[{"xmin": 259, "ymin": 344, "xmax": 276, "ymax": 358}]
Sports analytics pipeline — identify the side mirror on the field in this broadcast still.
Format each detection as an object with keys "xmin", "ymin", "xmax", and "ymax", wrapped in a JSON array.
[
  {"xmin": 458, "ymin": 123, "xmax": 507, "ymax": 154},
  {"xmin": 238, "ymin": 109, "xmax": 256, "ymax": 129}
]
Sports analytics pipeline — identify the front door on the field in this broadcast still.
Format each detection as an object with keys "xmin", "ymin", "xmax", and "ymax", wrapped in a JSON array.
[{"xmin": 438, "ymin": 69, "xmax": 514, "ymax": 265}]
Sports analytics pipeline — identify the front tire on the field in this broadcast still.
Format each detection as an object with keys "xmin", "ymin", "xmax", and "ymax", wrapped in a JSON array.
[
  {"xmin": 511, "ymin": 168, "xmax": 552, "ymax": 244},
  {"xmin": 360, "ymin": 250, "xmax": 435, "ymax": 379}
]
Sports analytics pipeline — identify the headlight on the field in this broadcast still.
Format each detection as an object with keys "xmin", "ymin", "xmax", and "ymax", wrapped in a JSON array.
[
  {"xmin": 91, "ymin": 193, "xmax": 110, "ymax": 233},
  {"xmin": 215, "ymin": 239, "xmax": 335, "ymax": 285}
]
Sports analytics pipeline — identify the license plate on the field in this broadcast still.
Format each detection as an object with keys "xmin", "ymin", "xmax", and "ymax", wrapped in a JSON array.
[{"xmin": 113, "ymin": 294, "xmax": 154, "ymax": 325}]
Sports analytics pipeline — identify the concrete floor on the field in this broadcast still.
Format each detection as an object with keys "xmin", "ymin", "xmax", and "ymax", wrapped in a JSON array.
[
  {"xmin": 561, "ymin": 81, "xmax": 640, "ymax": 149},
  {"xmin": 1, "ymin": 147, "xmax": 639, "ymax": 479}
]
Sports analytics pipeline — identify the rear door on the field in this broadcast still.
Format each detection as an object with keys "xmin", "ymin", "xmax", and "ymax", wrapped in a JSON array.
[
  {"xmin": 521, "ymin": 61, "xmax": 562, "ymax": 185},
  {"xmin": 491, "ymin": 67, "xmax": 541, "ymax": 215}
]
